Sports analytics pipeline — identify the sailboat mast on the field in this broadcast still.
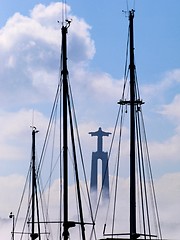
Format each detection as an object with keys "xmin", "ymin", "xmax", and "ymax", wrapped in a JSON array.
[
  {"xmin": 129, "ymin": 10, "xmax": 136, "ymax": 239},
  {"xmin": 32, "ymin": 128, "xmax": 36, "ymax": 238},
  {"xmin": 31, "ymin": 127, "xmax": 39, "ymax": 240},
  {"xmin": 61, "ymin": 21, "xmax": 87, "ymax": 240},
  {"xmin": 62, "ymin": 24, "xmax": 69, "ymax": 240}
]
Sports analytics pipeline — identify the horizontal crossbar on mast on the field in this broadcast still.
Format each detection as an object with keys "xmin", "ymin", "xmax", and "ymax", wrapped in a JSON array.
[{"xmin": 118, "ymin": 99, "xmax": 144, "ymax": 105}]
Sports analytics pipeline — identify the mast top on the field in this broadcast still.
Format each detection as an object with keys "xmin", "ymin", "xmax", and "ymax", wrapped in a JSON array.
[
  {"xmin": 30, "ymin": 126, "xmax": 39, "ymax": 134},
  {"xmin": 129, "ymin": 9, "xmax": 135, "ymax": 19}
]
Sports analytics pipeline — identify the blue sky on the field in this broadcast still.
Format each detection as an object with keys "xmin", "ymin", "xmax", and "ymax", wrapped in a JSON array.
[
  {"xmin": 2, "ymin": 1, "xmax": 180, "ymax": 78},
  {"xmin": 0, "ymin": 0, "xmax": 180, "ymax": 239},
  {"xmin": 1, "ymin": 1, "xmax": 180, "ymax": 84}
]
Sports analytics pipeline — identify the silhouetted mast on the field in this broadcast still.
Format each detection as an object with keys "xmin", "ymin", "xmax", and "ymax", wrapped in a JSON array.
[
  {"xmin": 100, "ymin": 8, "xmax": 162, "ymax": 240},
  {"xmin": 129, "ymin": 10, "xmax": 136, "ymax": 240},
  {"xmin": 31, "ymin": 127, "xmax": 39, "ymax": 240},
  {"xmin": 62, "ymin": 23, "xmax": 69, "ymax": 240},
  {"xmin": 61, "ymin": 20, "xmax": 87, "ymax": 240}
]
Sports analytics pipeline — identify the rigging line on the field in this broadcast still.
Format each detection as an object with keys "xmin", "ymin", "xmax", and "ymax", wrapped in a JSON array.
[
  {"xmin": 136, "ymin": 112, "xmax": 146, "ymax": 236},
  {"xmin": 43, "ymin": 156, "xmax": 61, "ymax": 192},
  {"xmin": 111, "ymin": 105, "xmax": 126, "ymax": 235},
  {"xmin": 80, "ymin": 187, "xmax": 97, "ymax": 240},
  {"xmin": 35, "ymin": 182, "xmax": 42, "ymax": 240},
  {"xmin": 59, "ymin": 71, "xmax": 63, "ymax": 240},
  {"xmin": 33, "ymin": 138, "xmax": 55, "ymax": 239},
  {"xmin": 120, "ymin": 25, "xmax": 130, "ymax": 104},
  {"xmin": 102, "ymin": 104, "xmax": 125, "ymax": 230},
  {"xmin": 57, "ymin": 43, "xmax": 63, "ymax": 240},
  {"xmin": 121, "ymin": 30, "xmax": 130, "ymax": 100},
  {"xmin": 28, "ymin": 163, "xmax": 32, "ymax": 238},
  {"xmin": 126, "ymin": 0, "xmax": 129, "ymax": 12},
  {"xmin": 133, "ymin": 0, "xmax": 136, "ymax": 11},
  {"xmin": 107, "ymin": 104, "xmax": 122, "ymax": 166},
  {"xmin": 67, "ymin": 149, "xmax": 97, "ymax": 240},
  {"xmin": 72, "ymin": 167, "xmax": 83, "ymax": 240},
  {"xmin": 100, "ymin": 104, "xmax": 124, "ymax": 218},
  {"xmin": 62, "ymin": 0, "xmax": 68, "ymax": 25},
  {"xmin": 98, "ymin": 42, "xmax": 130, "ymax": 222},
  {"xmin": 134, "ymin": 72, "xmax": 153, "ymax": 237},
  {"xmin": 37, "ymin": 39, "xmax": 63, "ymax": 176},
  {"xmin": 68, "ymin": 80, "xmax": 95, "ymax": 226},
  {"xmin": 96, "ymin": 9, "xmax": 130, "ymax": 230},
  {"xmin": 134, "ymin": 67, "xmax": 141, "ymax": 100},
  {"xmin": 55, "ymin": 39, "xmax": 64, "ymax": 240},
  {"xmin": 136, "ymin": 160, "xmax": 143, "ymax": 235},
  {"xmin": 126, "ymin": 0, "xmax": 136, "ymax": 12},
  {"xmin": 139, "ymin": 110, "xmax": 153, "ymax": 237},
  {"xmin": 139, "ymin": 110, "xmax": 161, "ymax": 239},
  {"xmin": 65, "ymin": 0, "xmax": 68, "ymax": 21},
  {"xmin": 95, "ymin": 112, "xmax": 127, "ymax": 223},
  {"xmin": 140, "ymin": 111, "xmax": 163, "ymax": 239},
  {"xmin": 89, "ymin": 225, "xmax": 98, "ymax": 240},
  {"xmin": 141, "ymin": 112, "xmax": 160, "ymax": 234},
  {"xmin": 68, "ymin": 78, "xmax": 97, "ymax": 240},
  {"xmin": 67, "ymin": 88, "xmax": 86, "ymax": 240},
  {"xmin": 37, "ymin": 77, "xmax": 62, "ymax": 176},
  {"xmin": 14, "ymin": 165, "xmax": 31, "ymax": 227},
  {"xmin": 37, "ymin": 136, "xmax": 59, "ymax": 227},
  {"xmin": 107, "ymin": 33, "xmax": 130, "ymax": 162},
  {"xmin": 62, "ymin": 1, "xmax": 64, "ymax": 24},
  {"xmin": 138, "ymin": 123, "xmax": 152, "ymax": 239},
  {"xmin": 15, "ymin": 191, "xmax": 32, "ymax": 240},
  {"xmin": 46, "ymin": 101, "xmax": 58, "ymax": 216},
  {"xmin": 136, "ymin": 110, "xmax": 151, "ymax": 237},
  {"xmin": 19, "ymin": 194, "xmax": 33, "ymax": 240},
  {"xmin": 36, "ymin": 175, "xmax": 54, "ymax": 240},
  {"xmin": 32, "ymin": 109, "xmax": 35, "ymax": 130}
]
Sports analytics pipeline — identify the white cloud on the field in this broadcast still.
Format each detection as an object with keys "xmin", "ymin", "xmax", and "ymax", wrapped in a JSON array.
[
  {"xmin": 0, "ymin": 171, "xmax": 179, "ymax": 239},
  {"xmin": 68, "ymin": 16, "xmax": 95, "ymax": 62},
  {"xmin": 149, "ymin": 135, "xmax": 180, "ymax": 162},
  {"xmin": 89, "ymin": 72, "xmax": 124, "ymax": 102},
  {"xmin": 164, "ymin": 68, "xmax": 180, "ymax": 84},
  {"xmin": 0, "ymin": 109, "xmax": 48, "ymax": 161},
  {"xmin": 161, "ymin": 94, "xmax": 180, "ymax": 123},
  {"xmin": 0, "ymin": 2, "xmax": 95, "ymax": 107},
  {"xmin": 0, "ymin": 175, "xmax": 25, "ymax": 216},
  {"xmin": 143, "ymin": 70, "xmax": 180, "ymax": 163},
  {"xmin": 27, "ymin": 173, "xmax": 180, "ymax": 239},
  {"xmin": 155, "ymin": 172, "xmax": 180, "ymax": 239}
]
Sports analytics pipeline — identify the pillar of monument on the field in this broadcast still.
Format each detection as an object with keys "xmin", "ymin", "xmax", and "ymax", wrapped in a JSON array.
[{"xmin": 89, "ymin": 127, "xmax": 111, "ymax": 202}]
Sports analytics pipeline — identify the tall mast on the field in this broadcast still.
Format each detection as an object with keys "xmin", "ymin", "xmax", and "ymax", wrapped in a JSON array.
[
  {"xmin": 129, "ymin": 10, "xmax": 136, "ymax": 240},
  {"xmin": 101, "ymin": 9, "xmax": 162, "ymax": 240},
  {"xmin": 62, "ymin": 22, "xmax": 69, "ymax": 240},
  {"xmin": 31, "ymin": 127, "xmax": 39, "ymax": 240},
  {"xmin": 61, "ymin": 19, "xmax": 89, "ymax": 240}
]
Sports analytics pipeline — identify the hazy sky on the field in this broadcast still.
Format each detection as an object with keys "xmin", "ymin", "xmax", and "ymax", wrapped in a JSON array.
[{"xmin": 0, "ymin": 1, "xmax": 180, "ymax": 239}]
